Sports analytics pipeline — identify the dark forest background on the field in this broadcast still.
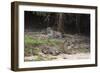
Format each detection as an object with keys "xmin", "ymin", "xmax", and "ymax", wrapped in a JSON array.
[{"xmin": 24, "ymin": 11, "xmax": 90, "ymax": 36}]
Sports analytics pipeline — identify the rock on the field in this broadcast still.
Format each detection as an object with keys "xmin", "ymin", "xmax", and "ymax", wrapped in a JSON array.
[
  {"xmin": 40, "ymin": 45, "xmax": 49, "ymax": 54},
  {"xmin": 48, "ymin": 47, "xmax": 60, "ymax": 56},
  {"xmin": 53, "ymin": 31, "xmax": 62, "ymax": 38},
  {"xmin": 40, "ymin": 45, "xmax": 60, "ymax": 56}
]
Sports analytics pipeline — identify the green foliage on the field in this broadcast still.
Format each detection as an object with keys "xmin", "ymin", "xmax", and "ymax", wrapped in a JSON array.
[
  {"xmin": 25, "ymin": 35, "xmax": 47, "ymax": 46},
  {"xmin": 32, "ymin": 48, "xmax": 41, "ymax": 55},
  {"xmin": 24, "ymin": 48, "xmax": 32, "ymax": 56},
  {"xmin": 25, "ymin": 35, "xmax": 63, "ymax": 47},
  {"xmin": 76, "ymin": 48, "xmax": 90, "ymax": 53},
  {"xmin": 33, "ymin": 55, "xmax": 44, "ymax": 61},
  {"xmin": 24, "ymin": 35, "xmax": 64, "ymax": 57}
]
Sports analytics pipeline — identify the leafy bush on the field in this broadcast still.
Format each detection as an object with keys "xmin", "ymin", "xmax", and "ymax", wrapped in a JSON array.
[
  {"xmin": 25, "ymin": 35, "xmax": 63, "ymax": 46},
  {"xmin": 24, "ymin": 35, "xmax": 64, "ymax": 57},
  {"xmin": 24, "ymin": 48, "xmax": 32, "ymax": 56}
]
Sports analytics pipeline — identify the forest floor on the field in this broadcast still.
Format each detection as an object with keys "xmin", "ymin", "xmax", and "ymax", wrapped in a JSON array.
[
  {"xmin": 24, "ymin": 32, "xmax": 90, "ymax": 61},
  {"xmin": 24, "ymin": 53, "xmax": 90, "ymax": 61}
]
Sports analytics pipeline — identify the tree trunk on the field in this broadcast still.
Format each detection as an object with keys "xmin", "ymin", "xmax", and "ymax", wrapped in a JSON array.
[
  {"xmin": 56, "ymin": 13, "xmax": 64, "ymax": 33},
  {"xmin": 76, "ymin": 15, "xmax": 80, "ymax": 34}
]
